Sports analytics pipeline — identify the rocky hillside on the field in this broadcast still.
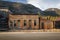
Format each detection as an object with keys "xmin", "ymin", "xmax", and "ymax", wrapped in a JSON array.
[
  {"xmin": 0, "ymin": 1, "xmax": 43, "ymax": 15},
  {"xmin": 0, "ymin": 1, "xmax": 60, "ymax": 16},
  {"xmin": 44, "ymin": 8, "xmax": 60, "ymax": 16}
]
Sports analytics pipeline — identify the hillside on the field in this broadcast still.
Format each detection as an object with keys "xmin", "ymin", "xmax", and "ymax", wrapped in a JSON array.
[
  {"xmin": 0, "ymin": 1, "xmax": 60, "ymax": 16},
  {"xmin": 0, "ymin": 1, "xmax": 43, "ymax": 15},
  {"xmin": 44, "ymin": 8, "xmax": 60, "ymax": 16}
]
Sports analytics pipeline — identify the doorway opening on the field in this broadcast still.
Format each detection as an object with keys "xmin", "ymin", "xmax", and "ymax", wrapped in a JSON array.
[{"xmin": 55, "ymin": 21, "xmax": 60, "ymax": 29}]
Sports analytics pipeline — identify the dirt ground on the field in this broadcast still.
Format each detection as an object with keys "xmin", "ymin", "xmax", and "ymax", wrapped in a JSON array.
[
  {"xmin": 9, "ymin": 29, "xmax": 60, "ymax": 32},
  {"xmin": 0, "ymin": 32, "xmax": 60, "ymax": 40}
]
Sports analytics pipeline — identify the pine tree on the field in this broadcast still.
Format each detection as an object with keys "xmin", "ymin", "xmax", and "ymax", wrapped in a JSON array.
[{"xmin": 38, "ymin": 12, "xmax": 41, "ymax": 17}]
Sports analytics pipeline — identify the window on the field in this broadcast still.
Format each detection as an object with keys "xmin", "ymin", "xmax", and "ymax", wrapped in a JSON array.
[
  {"xmin": 28, "ymin": 20, "xmax": 32, "ymax": 29},
  {"xmin": 17, "ymin": 20, "xmax": 20, "ymax": 27},
  {"xmin": 24, "ymin": 20, "xmax": 26, "ymax": 26},
  {"xmin": 29, "ymin": 20, "xmax": 31, "ymax": 24},
  {"xmin": 18, "ymin": 20, "xmax": 20, "ymax": 22},
  {"xmin": 10, "ymin": 20, "xmax": 13, "ymax": 27},
  {"xmin": 10, "ymin": 20, "xmax": 13, "ymax": 29},
  {"xmin": 29, "ymin": 20, "xmax": 31, "ymax": 22},
  {"xmin": 14, "ymin": 20, "xmax": 16, "ymax": 27},
  {"xmin": 34, "ymin": 20, "xmax": 36, "ymax": 26},
  {"xmin": 29, "ymin": 20, "xmax": 31, "ymax": 27},
  {"xmin": 41, "ymin": 22, "xmax": 44, "ymax": 29}
]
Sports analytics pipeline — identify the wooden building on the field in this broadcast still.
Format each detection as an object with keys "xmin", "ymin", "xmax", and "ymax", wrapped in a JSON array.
[
  {"xmin": 54, "ymin": 17, "xmax": 60, "ymax": 29},
  {"xmin": 0, "ymin": 7, "xmax": 60, "ymax": 30},
  {"xmin": 8, "ymin": 13, "xmax": 55, "ymax": 30},
  {"xmin": 9, "ymin": 13, "xmax": 39, "ymax": 30}
]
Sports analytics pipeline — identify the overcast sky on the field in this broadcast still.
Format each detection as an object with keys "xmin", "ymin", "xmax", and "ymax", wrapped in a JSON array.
[{"xmin": 4, "ymin": 0, "xmax": 60, "ymax": 10}]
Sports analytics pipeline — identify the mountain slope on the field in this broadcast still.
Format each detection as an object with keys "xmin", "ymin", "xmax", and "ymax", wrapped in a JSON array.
[
  {"xmin": 0, "ymin": 1, "xmax": 60, "ymax": 16},
  {"xmin": 44, "ymin": 8, "xmax": 60, "ymax": 16},
  {"xmin": 0, "ymin": 1, "xmax": 43, "ymax": 15}
]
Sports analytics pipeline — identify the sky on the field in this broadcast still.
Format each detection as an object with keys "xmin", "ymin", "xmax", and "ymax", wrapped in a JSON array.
[{"xmin": 3, "ymin": 0, "xmax": 60, "ymax": 10}]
